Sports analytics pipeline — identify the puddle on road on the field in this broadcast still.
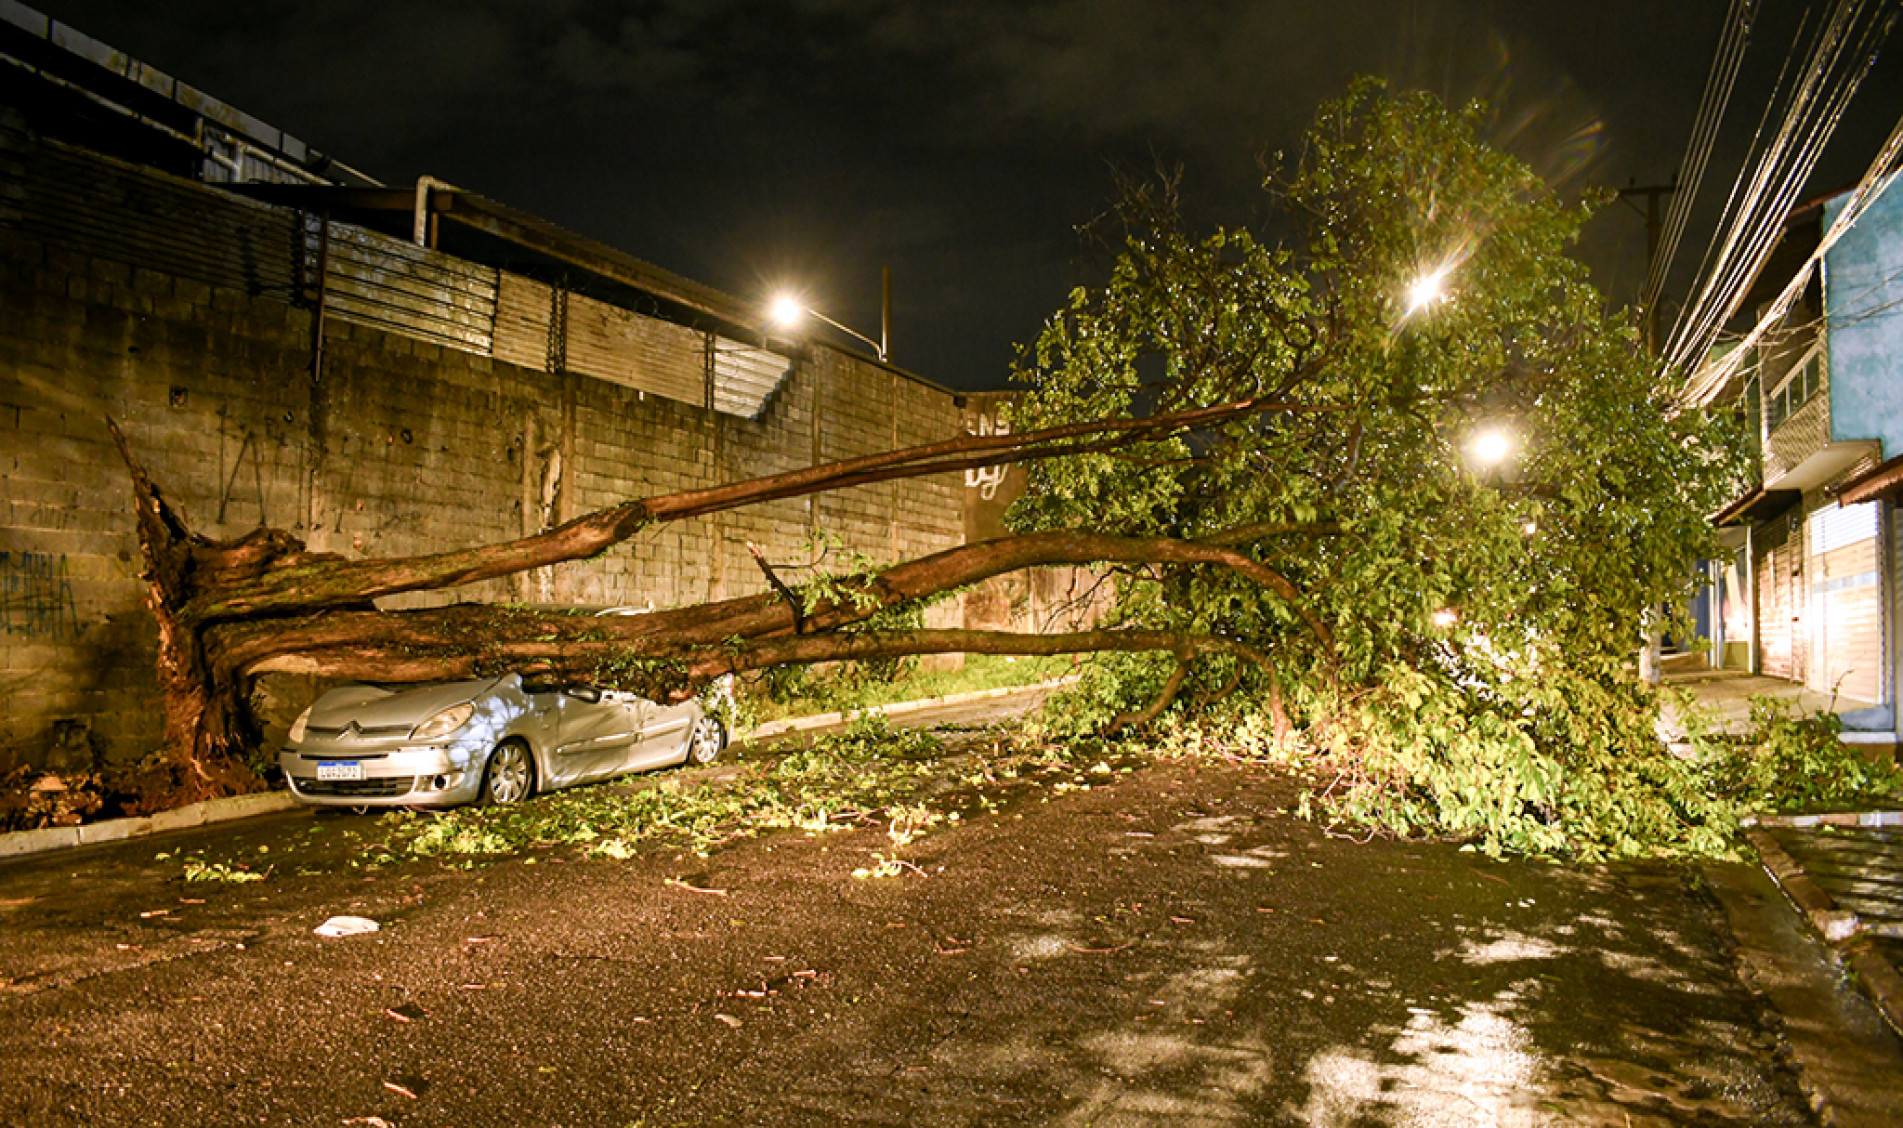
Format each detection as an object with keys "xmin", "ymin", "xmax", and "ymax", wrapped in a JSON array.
[{"xmin": 954, "ymin": 814, "xmax": 1818, "ymax": 1127}]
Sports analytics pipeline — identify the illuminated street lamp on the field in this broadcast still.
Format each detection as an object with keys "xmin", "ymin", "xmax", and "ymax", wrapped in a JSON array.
[
  {"xmin": 768, "ymin": 277, "xmax": 890, "ymax": 363},
  {"xmin": 1405, "ymin": 266, "xmax": 1450, "ymax": 315},
  {"xmin": 1469, "ymin": 428, "xmax": 1513, "ymax": 466}
]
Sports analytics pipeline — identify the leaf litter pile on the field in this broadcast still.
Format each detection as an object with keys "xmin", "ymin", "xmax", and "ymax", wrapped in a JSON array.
[{"xmin": 165, "ymin": 716, "xmax": 1158, "ymax": 882}]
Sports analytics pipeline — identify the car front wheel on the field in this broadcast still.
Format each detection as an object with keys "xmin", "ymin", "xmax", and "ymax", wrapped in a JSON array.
[
  {"xmin": 685, "ymin": 716, "xmax": 725, "ymax": 766},
  {"xmin": 481, "ymin": 740, "xmax": 535, "ymax": 805}
]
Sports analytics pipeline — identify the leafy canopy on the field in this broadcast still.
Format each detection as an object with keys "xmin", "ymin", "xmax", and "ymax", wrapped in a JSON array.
[{"xmin": 1010, "ymin": 80, "xmax": 1749, "ymax": 859}]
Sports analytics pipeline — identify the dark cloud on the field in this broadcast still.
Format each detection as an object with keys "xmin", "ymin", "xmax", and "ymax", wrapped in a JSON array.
[{"xmin": 30, "ymin": 0, "xmax": 1903, "ymax": 388}]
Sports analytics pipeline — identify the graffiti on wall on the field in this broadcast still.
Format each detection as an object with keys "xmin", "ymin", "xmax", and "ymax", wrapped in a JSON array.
[
  {"xmin": 964, "ymin": 411, "xmax": 1009, "ymax": 500},
  {"xmin": 1, "ymin": 551, "xmax": 80, "ymax": 641}
]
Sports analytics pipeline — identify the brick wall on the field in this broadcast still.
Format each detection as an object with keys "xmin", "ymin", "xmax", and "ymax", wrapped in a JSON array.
[{"xmin": 0, "ymin": 120, "xmax": 966, "ymax": 773}]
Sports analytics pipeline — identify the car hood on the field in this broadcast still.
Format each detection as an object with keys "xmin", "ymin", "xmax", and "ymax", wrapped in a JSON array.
[{"xmin": 306, "ymin": 676, "xmax": 510, "ymax": 730}]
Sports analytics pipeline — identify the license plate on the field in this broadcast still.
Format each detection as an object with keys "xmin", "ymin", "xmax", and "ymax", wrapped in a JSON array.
[{"xmin": 316, "ymin": 761, "xmax": 364, "ymax": 782}]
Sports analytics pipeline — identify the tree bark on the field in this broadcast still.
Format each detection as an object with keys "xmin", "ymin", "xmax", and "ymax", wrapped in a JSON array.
[{"xmin": 1106, "ymin": 659, "xmax": 1192, "ymax": 736}]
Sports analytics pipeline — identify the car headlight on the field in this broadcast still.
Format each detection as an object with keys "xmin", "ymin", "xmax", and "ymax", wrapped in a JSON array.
[
  {"xmin": 411, "ymin": 703, "xmax": 476, "ymax": 741},
  {"xmin": 288, "ymin": 706, "xmax": 312, "ymax": 745}
]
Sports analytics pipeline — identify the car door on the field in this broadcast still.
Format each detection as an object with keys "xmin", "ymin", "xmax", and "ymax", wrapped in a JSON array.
[
  {"xmin": 630, "ymin": 698, "xmax": 696, "ymax": 767},
  {"xmin": 547, "ymin": 688, "xmax": 644, "ymax": 786}
]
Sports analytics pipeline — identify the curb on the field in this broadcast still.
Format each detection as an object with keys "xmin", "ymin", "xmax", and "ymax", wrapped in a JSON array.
[
  {"xmin": 0, "ymin": 790, "xmax": 301, "ymax": 861},
  {"xmin": 1747, "ymin": 828, "xmax": 1903, "ymax": 1038},
  {"xmin": 1842, "ymin": 941, "xmax": 1903, "ymax": 1038},
  {"xmin": 741, "ymin": 676, "xmax": 1077, "ymax": 741}
]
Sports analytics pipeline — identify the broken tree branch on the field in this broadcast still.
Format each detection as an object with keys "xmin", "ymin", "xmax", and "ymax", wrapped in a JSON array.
[
  {"xmin": 1106, "ymin": 659, "xmax": 1192, "ymax": 736},
  {"xmin": 164, "ymin": 393, "xmax": 1344, "ymax": 622}
]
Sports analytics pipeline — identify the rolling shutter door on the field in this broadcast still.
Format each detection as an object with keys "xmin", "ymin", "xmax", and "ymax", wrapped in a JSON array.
[
  {"xmin": 1807, "ymin": 502, "xmax": 1884, "ymax": 703},
  {"xmin": 1756, "ymin": 515, "xmax": 1795, "ymax": 680}
]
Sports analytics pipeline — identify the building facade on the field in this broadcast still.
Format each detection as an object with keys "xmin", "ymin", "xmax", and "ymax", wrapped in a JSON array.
[{"xmin": 1704, "ymin": 178, "xmax": 1903, "ymax": 749}]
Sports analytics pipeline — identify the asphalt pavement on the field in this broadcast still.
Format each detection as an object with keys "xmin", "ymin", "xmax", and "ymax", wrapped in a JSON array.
[{"xmin": 1, "ymin": 692, "xmax": 1900, "ymax": 1126}]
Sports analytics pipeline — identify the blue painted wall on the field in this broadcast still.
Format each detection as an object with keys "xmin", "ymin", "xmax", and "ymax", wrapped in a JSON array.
[{"xmin": 1825, "ymin": 180, "xmax": 1903, "ymax": 452}]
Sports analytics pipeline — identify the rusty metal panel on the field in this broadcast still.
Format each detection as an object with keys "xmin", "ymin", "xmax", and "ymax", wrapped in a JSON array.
[
  {"xmin": 565, "ymin": 293, "xmax": 705, "ymax": 406},
  {"xmin": 492, "ymin": 271, "xmax": 552, "ymax": 373},
  {"xmin": 6, "ymin": 135, "xmax": 299, "ymax": 297},
  {"xmin": 318, "ymin": 223, "xmax": 497, "ymax": 353},
  {"xmin": 712, "ymin": 337, "xmax": 792, "ymax": 419}
]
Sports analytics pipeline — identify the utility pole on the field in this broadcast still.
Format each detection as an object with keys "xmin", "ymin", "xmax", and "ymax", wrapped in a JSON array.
[
  {"xmin": 1618, "ymin": 179, "xmax": 1679, "ymax": 684},
  {"xmin": 1618, "ymin": 179, "xmax": 1677, "ymax": 354}
]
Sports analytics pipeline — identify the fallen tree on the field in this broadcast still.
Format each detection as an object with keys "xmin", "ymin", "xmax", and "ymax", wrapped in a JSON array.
[
  {"xmin": 111, "ymin": 395, "xmax": 1339, "ymax": 801},
  {"xmin": 116, "ymin": 81, "xmax": 1771, "ymax": 858},
  {"xmin": 998, "ymin": 80, "xmax": 1757, "ymax": 859}
]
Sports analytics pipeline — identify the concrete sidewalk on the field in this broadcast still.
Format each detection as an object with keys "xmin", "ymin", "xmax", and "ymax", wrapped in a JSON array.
[
  {"xmin": 1748, "ymin": 823, "xmax": 1903, "ymax": 1041},
  {"xmin": 1669, "ymin": 666, "xmax": 1903, "ymax": 1043},
  {"xmin": 1659, "ymin": 660, "xmax": 1887, "ymax": 745}
]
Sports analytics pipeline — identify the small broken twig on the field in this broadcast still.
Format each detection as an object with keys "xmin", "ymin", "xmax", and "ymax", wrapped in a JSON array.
[
  {"xmin": 747, "ymin": 541, "xmax": 807, "ymax": 634},
  {"xmin": 665, "ymin": 877, "xmax": 729, "ymax": 896},
  {"xmin": 1066, "ymin": 940, "xmax": 1135, "ymax": 954}
]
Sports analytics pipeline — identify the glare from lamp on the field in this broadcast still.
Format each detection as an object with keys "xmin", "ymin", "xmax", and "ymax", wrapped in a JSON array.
[
  {"xmin": 768, "ymin": 294, "xmax": 806, "ymax": 329},
  {"xmin": 1406, "ymin": 267, "xmax": 1449, "ymax": 314},
  {"xmin": 1470, "ymin": 429, "xmax": 1513, "ymax": 466}
]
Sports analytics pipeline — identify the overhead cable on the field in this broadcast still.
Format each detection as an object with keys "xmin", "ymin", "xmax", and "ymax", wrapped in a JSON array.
[
  {"xmin": 1644, "ymin": 0, "xmax": 1759, "ymax": 313},
  {"xmin": 1663, "ymin": 0, "xmax": 1895, "ymax": 383},
  {"xmin": 1681, "ymin": 108, "xmax": 1903, "ymax": 407},
  {"xmin": 1666, "ymin": 4, "xmax": 1816, "ymax": 369}
]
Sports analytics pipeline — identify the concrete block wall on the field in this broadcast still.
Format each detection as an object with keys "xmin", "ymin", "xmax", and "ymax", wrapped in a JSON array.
[{"xmin": 0, "ymin": 129, "xmax": 969, "ymax": 774}]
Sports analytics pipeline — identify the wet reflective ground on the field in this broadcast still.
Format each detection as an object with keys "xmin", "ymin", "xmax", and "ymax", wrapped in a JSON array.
[{"xmin": 0, "ymin": 744, "xmax": 1892, "ymax": 1125}]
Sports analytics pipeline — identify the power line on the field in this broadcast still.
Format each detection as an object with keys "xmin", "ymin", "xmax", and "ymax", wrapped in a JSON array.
[
  {"xmin": 1663, "ymin": 0, "xmax": 1896, "ymax": 382},
  {"xmin": 1682, "ymin": 108, "xmax": 1903, "ymax": 407},
  {"xmin": 1674, "ymin": 2, "xmax": 1813, "ymax": 351},
  {"xmin": 1645, "ymin": 0, "xmax": 1759, "ymax": 314}
]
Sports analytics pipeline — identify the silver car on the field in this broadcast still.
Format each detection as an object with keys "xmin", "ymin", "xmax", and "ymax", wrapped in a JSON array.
[{"xmin": 280, "ymin": 674, "xmax": 726, "ymax": 808}]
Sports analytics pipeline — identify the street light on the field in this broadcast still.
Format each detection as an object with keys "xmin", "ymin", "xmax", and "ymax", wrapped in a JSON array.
[
  {"xmin": 1470, "ymin": 428, "xmax": 1513, "ymax": 466},
  {"xmin": 768, "ymin": 286, "xmax": 889, "ymax": 363},
  {"xmin": 1405, "ymin": 267, "xmax": 1449, "ymax": 315}
]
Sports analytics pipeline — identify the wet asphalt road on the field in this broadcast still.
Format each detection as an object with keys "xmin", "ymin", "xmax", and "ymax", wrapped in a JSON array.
[{"xmin": 2, "ymin": 698, "xmax": 1900, "ymax": 1126}]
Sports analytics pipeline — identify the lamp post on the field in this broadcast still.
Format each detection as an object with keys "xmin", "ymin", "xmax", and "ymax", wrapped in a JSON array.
[{"xmin": 769, "ymin": 270, "xmax": 891, "ymax": 363}]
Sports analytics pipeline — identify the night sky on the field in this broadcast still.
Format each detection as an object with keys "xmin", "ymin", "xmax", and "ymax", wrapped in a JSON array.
[{"xmin": 31, "ymin": 1, "xmax": 1903, "ymax": 390}]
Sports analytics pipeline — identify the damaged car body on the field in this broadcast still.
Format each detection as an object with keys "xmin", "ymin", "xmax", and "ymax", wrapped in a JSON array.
[{"xmin": 281, "ymin": 674, "xmax": 726, "ymax": 808}]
